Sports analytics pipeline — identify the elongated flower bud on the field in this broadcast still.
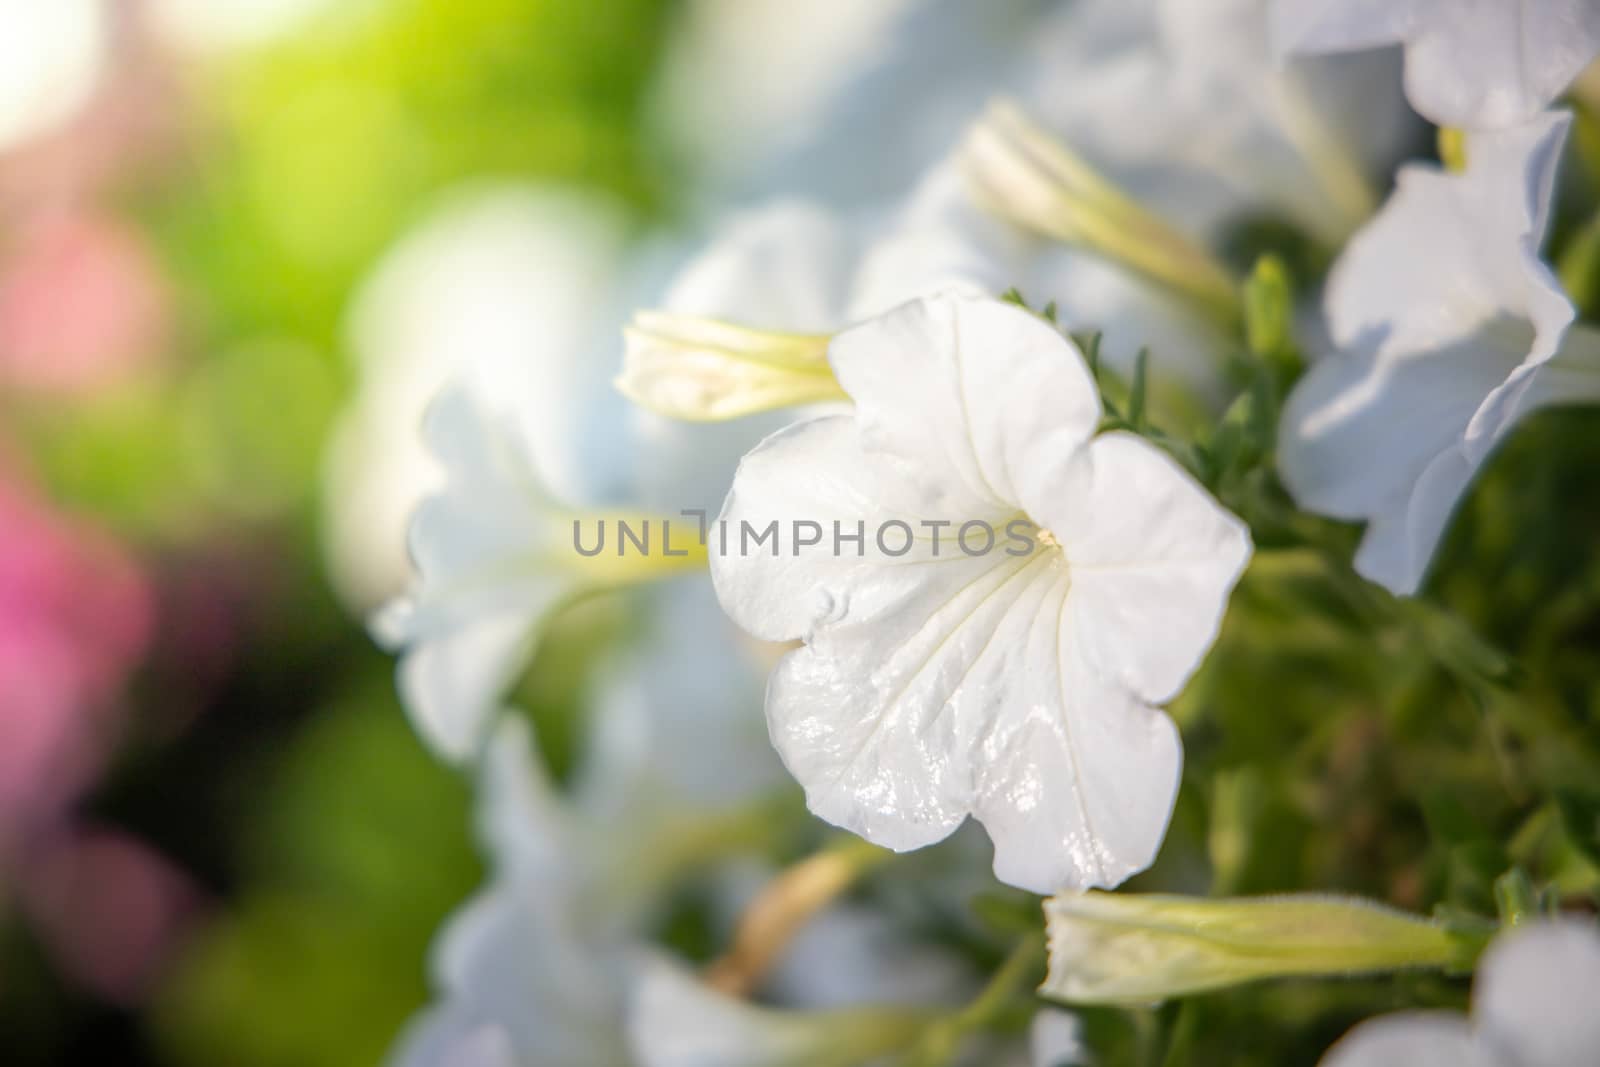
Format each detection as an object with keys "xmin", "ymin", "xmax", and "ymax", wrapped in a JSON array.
[
  {"xmin": 960, "ymin": 99, "xmax": 1241, "ymax": 329},
  {"xmin": 1041, "ymin": 891, "xmax": 1479, "ymax": 1005},
  {"xmin": 618, "ymin": 311, "xmax": 844, "ymax": 421}
]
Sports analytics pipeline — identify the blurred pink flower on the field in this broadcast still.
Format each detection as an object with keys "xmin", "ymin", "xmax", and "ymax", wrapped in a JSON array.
[
  {"xmin": 19, "ymin": 823, "xmax": 200, "ymax": 1005},
  {"xmin": 0, "ymin": 212, "xmax": 171, "ymax": 395},
  {"xmin": 0, "ymin": 463, "xmax": 153, "ymax": 852}
]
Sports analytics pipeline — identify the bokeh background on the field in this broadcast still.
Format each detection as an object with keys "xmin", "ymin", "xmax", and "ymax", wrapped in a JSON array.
[
  {"xmin": 8, "ymin": 3, "xmax": 1600, "ymax": 1066},
  {"xmin": 0, "ymin": 1, "xmax": 686, "ymax": 1062}
]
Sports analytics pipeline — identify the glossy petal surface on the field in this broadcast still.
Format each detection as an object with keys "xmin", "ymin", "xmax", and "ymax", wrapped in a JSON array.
[{"xmin": 712, "ymin": 294, "xmax": 1247, "ymax": 892}]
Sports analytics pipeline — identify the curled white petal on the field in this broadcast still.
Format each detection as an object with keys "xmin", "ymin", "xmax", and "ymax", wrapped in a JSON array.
[
  {"xmin": 1279, "ymin": 111, "xmax": 1576, "ymax": 595},
  {"xmin": 1274, "ymin": 0, "xmax": 1600, "ymax": 128},
  {"xmin": 370, "ymin": 387, "xmax": 575, "ymax": 760}
]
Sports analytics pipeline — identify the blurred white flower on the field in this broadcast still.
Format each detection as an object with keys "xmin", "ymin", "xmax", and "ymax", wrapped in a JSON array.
[
  {"xmin": 368, "ymin": 199, "xmax": 842, "ymax": 761},
  {"xmin": 1273, "ymin": 0, "xmax": 1600, "ymax": 129},
  {"xmin": 645, "ymin": 0, "xmax": 1416, "ymax": 412},
  {"xmin": 390, "ymin": 590, "xmax": 779, "ymax": 1067},
  {"xmin": 325, "ymin": 185, "xmax": 634, "ymax": 615},
  {"xmin": 1018, "ymin": 0, "xmax": 1415, "ymax": 245},
  {"xmin": 368, "ymin": 386, "xmax": 711, "ymax": 760},
  {"xmin": 622, "ymin": 157, "xmax": 1236, "ymax": 426},
  {"xmin": 429, "ymin": 1028, "xmax": 518, "ymax": 1067},
  {"xmin": 959, "ymin": 99, "xmax": 1242, "ymax": 326},
  {"xmin": 653, "ymin": 0, "xmax": 1058, "ymax": 205},
  {"xmin": 1318, "ymin": 919, "xmax": 1600, "ymax": 1067},
  {"xmin": 856, "ymin": 156, "xmax": 1232, "ymax": 392},
  {"xmin": 393, "ymin": 595, "xmax": 985, "ymax": 1067},
  {"xmin": 389, "ymin": 719, "xmax": 633, "ymax": 1067},
  {"xmin": 1030, "ymin": 1010, "xmax": 1087, "ymax": 1067},
  {"xmin": 1279, "ymin": 112, "xmax": 1600, "ymax": 595},
  {"xmin": 710, "ymin": 293, "xmax": 1251, "ymax": 893},
  {"xmin": 0, "ymin": 0, "xmax": 107, "ymax": 154},
  {"xmin": 628, "ymin": 955, "xmax": 933, "ymax": 1067}
]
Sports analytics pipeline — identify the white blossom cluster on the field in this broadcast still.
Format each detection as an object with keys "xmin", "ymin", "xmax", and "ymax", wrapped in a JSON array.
[{"xmin": 356, "ymin": 1, "xmax": 1600, "ymax": 1064}]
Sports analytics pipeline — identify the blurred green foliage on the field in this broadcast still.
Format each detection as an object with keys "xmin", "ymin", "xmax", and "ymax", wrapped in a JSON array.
[{"xmin": 152, "ymin": 678, "xmax": 479, "ymax": 1067}]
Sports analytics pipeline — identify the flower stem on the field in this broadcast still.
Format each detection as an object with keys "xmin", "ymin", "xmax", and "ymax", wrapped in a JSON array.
[
  {"xmin": 896, "ymin": 936, "xmax": 1046, "ymax": 1067},
  {"xmin": 704, "ymin": 835, "xmax": 891, "ymax": 997}
]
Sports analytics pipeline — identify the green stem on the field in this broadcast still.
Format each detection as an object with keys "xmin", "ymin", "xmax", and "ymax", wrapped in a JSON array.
[{"xmin": 897, "ymin": 937, "xmax": 1046, "ymax": 1067}]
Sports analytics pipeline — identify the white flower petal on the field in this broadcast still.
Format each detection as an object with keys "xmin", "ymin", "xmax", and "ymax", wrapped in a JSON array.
[
  {"xmin": 389, "ymin": 1008, "xmax": 506, "ymax": 1067},
  {"xmin": 1350, "ymin": 444, "xmax": 1475, "ymax": 596},
  {"xmin": 971, "ymin": 649, "xmax": 1183, "ymax": 892},
  {"xmin": 627, "ymin": 955, "xmax": 835, "ymax": 1067},
  {"xmin": 396, "ymin": 720, "xmax": 631, "ymax": 1067},
  {"xmin": 344, "ymin": 185, "xmax": 634, "ymax": 510},
  {"xmin": 1052, "ymin": 433, "xmax": 1253, "ymax": 704},
  {"xmin": 829, "ymin": 295, "xmax": 1103, "ymax": 516},
  {"xmin": 441, "ymin": 1027, "xmax": 520, "ymax": 1067},
  {"xmin": 474, "ymin": 718, "xmax": 575, "ymax": 879},
  {"xmin": 761, "ymin": 902, "xmax": 973, "ymax": 1011},
  {"xmin": 1279, "ymin": 111, "xmax": 1576, "ymax": 594},
  {"xmin": 629, "ymin": 202, "xmax": 862, "ymax": 518},
  {"xmin": 391, "ymin": 615, "xmax": 535, "ymax": 762},
  {"xmin": 1401, "ymin": 1, "xmax": 1600, "ymax": 129},
  {"xmin": 711, "ymin": 414, "xmax": 955, "ymax": 644},
  {"xmin": 848, "ymin": 160, "xmax": 1031, "ymax": 321},
  {"xmin": 578, "ymin": 580, "xmax": 779, "ymax": 811},
  {"xmin": 1271, "ymin": 0, "xmax": 1417, "ymax": 56},
  {"xmin": 1030, "ymin": 1009, "xmax": 1087, "ymax": 1067},
  {"xmin": 371, "ymin": 387, "xmax": 578, "ymax": 760},
  {"xmin": 1275, "ymin": 0, "xmax": 1600, "ymax": 128},
  {"xmin": 1317, "ymin": 1013, "xmax": 1488, "ymax": 1067},
  {"xmin": 1321, "ymin": 116, "xmax": 1572, "ymax": 370},
  {"xmin": 1023, "ymin": 0, "xmax": 1411, "ymax": 243},
  {"xmin": 426, "ymin": 885, "xmax": 628, "ymax": 1067},
  {"xmin": 848, "ymin": 160, "xmax": 1229, "ymax": 396},
  {"xmin": 712, "ymin": 295, "xmax": 1242, "ymax": 892},
  {"xmin": 1473, "ymin": 919, "xmax": 1600, "ymax": 1067},
  {"xmin": 1279, "ymin": 340, "xmax": 1508, "ymax": 524},
  {"xmin": 659, "ymin": 201, "xmax": 857, "ymax": 332}
]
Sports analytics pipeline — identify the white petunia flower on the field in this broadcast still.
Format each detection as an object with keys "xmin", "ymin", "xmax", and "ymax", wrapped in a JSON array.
[
  {"xmin": 1318, "ymin": 919, "xmax": 1600, "ymax": 1067},
  {"xmin": 372, "ymin": 201, "xmax": 846, "ymax": 762},
  {"xmin": 390, "ymin": 587, "xmax": 783, "ymax": 1067},
  {"xmin": 1273, "ymin": 0, "xmax": 1600, "ymax": 130},
  {"xmin": 325, "ymin": 184, "xmax": 634, "ymax": 614},
  {"xmin": 710, "ymin": 292, "xmax": 1252, "ymax": 894},
  {"xmin": 393, "ymin": 603, "xmax": 985, "ymax": 1067},
  {"xmin": 389, "ymin": 719, "xmax": 633, "ymax": 1067},
  {"xmin": 1279, "ymin": 111, "xmax": 1600, "ymax": 596},
  {"xmin": 368, "ymin": 384, "xmax": 709, "ymax": 760}
]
